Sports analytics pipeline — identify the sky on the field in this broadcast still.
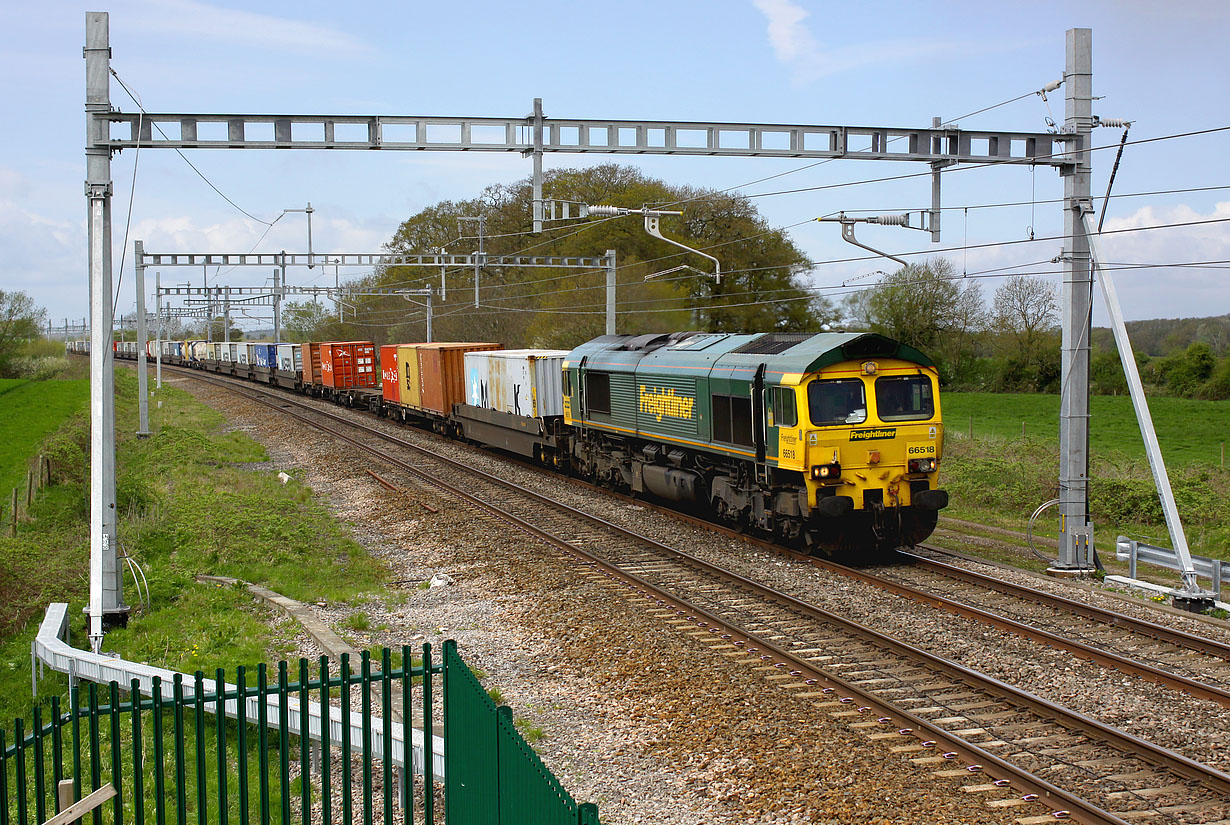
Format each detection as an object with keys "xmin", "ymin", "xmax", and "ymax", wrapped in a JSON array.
[{"xmin": 3, "ymin": 0, "xmax": 1229, "ymax": 335}]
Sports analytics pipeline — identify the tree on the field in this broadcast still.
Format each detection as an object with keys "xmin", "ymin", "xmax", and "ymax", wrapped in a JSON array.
[
  {"xmin": 846, "ymin": 258, "xmax": 985, "ymax": 383},
  {"xmin": 988, "ymin": 275, "xmax": 1060, "ymax": 390},
  {"xmin": 193, "ymin": 316, "xmax": 245, "ymax": 342},
  {"xmin": 282, "ymin": 301, "xmax": 336, "ymax": 343},
  {"xmin": 0, "ymin": 290, "xmax": 47, "ymax": 377},
  {"xmin": 992, "ymin": 276, "xmax": 1057, "ymax": 356},
  {"xmin": 353, "ymin": 164, "xmax": 837, "ymax": 349}
]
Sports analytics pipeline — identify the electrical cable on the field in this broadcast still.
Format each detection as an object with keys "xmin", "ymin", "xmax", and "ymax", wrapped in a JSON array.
[{"xmin": 110, "ymin": 69, "xmax": 276, "ymax": 226}]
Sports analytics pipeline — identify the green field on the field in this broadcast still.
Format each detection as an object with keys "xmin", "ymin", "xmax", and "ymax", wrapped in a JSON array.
[
  {"xmin": 944, "ymin": 392, "xmax": 1230, "ymax": 466},
  {"xmin": 0, "ymin": 378, "xmax": 89, "ymax": 508}
]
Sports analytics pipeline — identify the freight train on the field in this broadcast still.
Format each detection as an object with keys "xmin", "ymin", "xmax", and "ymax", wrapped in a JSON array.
[{"xmin": 91, "ymin": 330, "xmax": 949, "ymax": 555}]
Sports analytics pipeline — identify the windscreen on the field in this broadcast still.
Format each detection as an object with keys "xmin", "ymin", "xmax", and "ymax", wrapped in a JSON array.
[
  {"xmin": 874, "ymin": 375, "xmax": 934, "ymax": 421},
  {"xmin": 808, "ymin": 378, "xmax": 867, "ymax": 426}
]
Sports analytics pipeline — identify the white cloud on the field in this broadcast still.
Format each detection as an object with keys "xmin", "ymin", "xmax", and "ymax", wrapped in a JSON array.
[
  {"xmin": 750, "ymin": 0, "xmax": 1024, "ymax": 85},
  {"xmin": 1093, "ymin": 201, "xmax": 1230, "ymax": 320},
  {"xmin": 125, "ymin": 0, "xmax": 369, "ymax": 58},
  {"xmin": 752, "ymin": 0, "xmax": 817, "ymax": 65}
]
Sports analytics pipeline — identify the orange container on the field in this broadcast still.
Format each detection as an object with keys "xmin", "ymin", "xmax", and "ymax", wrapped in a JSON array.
[
  {"xmin": 321, "ymin": 341, "xmax": 377, "ymax": 389},
  {"xmin": 303, "ymin": 343, "xmax": 328, "ymax": 386},
  {"xmin": 417, "ymin": 342, "xmax": 501, "ymax": 414},
  {"xmin": 380, "ymin": 344, "xmax": 400, "ymax": 403}
]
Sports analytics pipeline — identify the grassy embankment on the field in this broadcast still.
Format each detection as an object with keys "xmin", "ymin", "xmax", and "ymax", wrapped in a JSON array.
[
  {"xmin": 940, "ymin": 392, "xmax": 1230, "ymax": 565},
  {"xmin": 0, "ymin": 365, "xmax": 388, "ymax": 734},
  {"xmin": 0, "ymin": 375, "xmax": 89, "ymax": 514}
]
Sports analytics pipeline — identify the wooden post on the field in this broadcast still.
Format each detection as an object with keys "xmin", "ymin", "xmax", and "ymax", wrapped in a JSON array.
[
  {"xmin": 1222, "ymin": 441, "xmax": 1225, "ymax": 468},
  {"xmin": 968, "ymin": 414, "xmax": 973, "ymax": 440},
  {"xmin": 9, "ymin": 488, "xmax": 16, "ymax": 537},
  {"xmin": 1022, "ymin": 421, "xmax": 1026, "ymax": 439},
  {"xmin": 27, "ymin": 468, "xmax": 34, "ymax": 506},
  {"xmin": 57, "ymin": 779, "xmax": 76, "ymax": 820}
]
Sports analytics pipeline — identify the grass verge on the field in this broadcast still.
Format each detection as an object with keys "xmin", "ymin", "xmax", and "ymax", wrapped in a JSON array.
[{"xmin": 0, "ymin": 365, "xmax": 388, "ymax": 731}]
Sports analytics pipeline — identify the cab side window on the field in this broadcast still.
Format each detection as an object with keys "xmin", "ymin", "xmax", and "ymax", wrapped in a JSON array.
[{"xmin": 769, "ymin": 387, "xmax": 797, "ymax": 428}]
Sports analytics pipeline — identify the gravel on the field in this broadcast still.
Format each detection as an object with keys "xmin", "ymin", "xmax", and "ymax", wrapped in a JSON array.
[{"xmin": 172, "ymin": 374, "xmax": 1215, "ymax": 824}]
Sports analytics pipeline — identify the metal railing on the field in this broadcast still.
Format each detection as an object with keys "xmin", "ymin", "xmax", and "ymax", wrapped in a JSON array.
[
  {"xmin": 1115, "ymin": 536, "xmax": 1224, "ymax": 596},
  {"xmin": 10, "ymin": 605, "xmax": 601, "ymax": 825}
]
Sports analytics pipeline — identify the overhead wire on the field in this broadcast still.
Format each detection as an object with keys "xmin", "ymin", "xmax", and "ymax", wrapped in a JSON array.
[{"xmin": 110, "ymin": 69, "xmax": 276, "ymax": 226}]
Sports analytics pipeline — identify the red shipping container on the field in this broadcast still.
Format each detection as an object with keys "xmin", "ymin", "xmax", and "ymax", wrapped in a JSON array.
[
  {"xmin": 321, "ymin": 341, "xmax": 378, "ymax": 389},
  {"xmin": 380, "ymin": 344, "xmax": 400, "ymax": 403},
  {"xmin": 417, "ymin": 342, "xmax": 501, "ymax": 415}
]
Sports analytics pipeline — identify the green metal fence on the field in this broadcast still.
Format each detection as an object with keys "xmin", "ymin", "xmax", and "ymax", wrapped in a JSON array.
[
  {"xmin": 3, "ymin": 641, "xmax": 599, "ymax": 825},
  {"xmin": 441, "ymin": 642, "xmax": 598, "ymax": 825}
]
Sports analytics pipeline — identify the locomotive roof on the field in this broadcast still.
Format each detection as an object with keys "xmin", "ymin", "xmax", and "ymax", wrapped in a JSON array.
[{"xmin": 566, "ymin": 331, "xmax": 934, "ymax": 378}]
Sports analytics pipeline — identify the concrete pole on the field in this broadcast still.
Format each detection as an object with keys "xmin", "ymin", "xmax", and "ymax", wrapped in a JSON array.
[
  {"xmin": 274, "ymin": 262, "xmax": 283, "ymax": 342},
  {"xmin": 224, "ymin": 288, "xmax": 231, "ymax": 344},
  {"xmin": 530, "ymin": 98, "xmax": 544, "ymax": 233},
  {"xmin": 1055, "ymin": 27, "xmax": 1095, "ymax": 573},
  {"xmin": 605, "ymin": 249, "xmax": 616, "ymax": 335},
  {"xmin": 85, "ymin": 11, "xmax": 126, "ymax": 652},
  {"xmin": 155, "ymin": 271, "xmax": 162, "ymax": 389},
  {"xmin": 135, "ymin": 240, "xmax": 151, "ymax": 436},
  {"xmin": 425, "ymin": 290, "xmax": 433, "ymax": 343},
  {"xmin": 204, "ymin": 265, "xmax": 211, "ymax": 344}
]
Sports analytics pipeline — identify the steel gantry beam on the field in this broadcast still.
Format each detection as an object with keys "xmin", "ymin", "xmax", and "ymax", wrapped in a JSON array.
[
  {"xmin": 103, "ymin": 108, "xmax": 1068, "ymax": 165},
  {"xmin": 141, "ymin": 248, "xmax": 621, "ymax": 335}
]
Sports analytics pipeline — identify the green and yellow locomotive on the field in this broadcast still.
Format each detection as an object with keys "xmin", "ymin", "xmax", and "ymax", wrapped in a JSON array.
[{"xmin": 562, "ymin": 331, "xmax": 948, "ymax": 554}]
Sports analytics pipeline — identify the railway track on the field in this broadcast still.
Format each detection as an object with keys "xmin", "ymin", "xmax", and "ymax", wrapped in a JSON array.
[{"xmin": 173, "ymin": 366, "xmax": 1230, "ymax": 824}]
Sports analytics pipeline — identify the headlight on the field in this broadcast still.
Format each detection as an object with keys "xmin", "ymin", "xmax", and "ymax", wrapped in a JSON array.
[
  {"xmin": 908, "ymin": 458, "xmax": 936, "ymax": 473},
  {"xmin": 811, "ymin": 462, "xmax": 841, "ymax": 480}
]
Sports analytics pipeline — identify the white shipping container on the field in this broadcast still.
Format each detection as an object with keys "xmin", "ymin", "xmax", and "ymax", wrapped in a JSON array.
[
  {"xmin": 233, "ymin": 343, "xmax": 247, "ymax": 365},
  {"xmin": 464, "ymin": 349, "xmax": 569, "ymax": 419},
  {"xmin": 276, "ymin": 343, "xmax": 302, "ymax": 372}
]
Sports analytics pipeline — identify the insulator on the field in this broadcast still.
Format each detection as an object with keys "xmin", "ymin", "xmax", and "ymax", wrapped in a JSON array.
[
  {"xmin": 868, "ymin": 214, "xmax": 909, "ymax": 226},
  {"xmin": 1039, "ymin": 78, "xmax": 1063, "ymax": 94},
  {"xmin": 586, "ymin": 205, "xmax": 624, "ymax": 217},
  {"xmin": 1098, "ymin": 117, "xmax": 1130, "ymax": 128}
]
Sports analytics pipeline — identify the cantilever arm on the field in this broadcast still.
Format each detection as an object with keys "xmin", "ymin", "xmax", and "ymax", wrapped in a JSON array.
[{"xmin": 643, "ymin": 215, "xmax": 721, "ymax": 282}]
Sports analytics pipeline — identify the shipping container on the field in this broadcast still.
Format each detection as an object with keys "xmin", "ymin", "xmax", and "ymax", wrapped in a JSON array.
[
  {"xmin": 417, "ymin": 342, "xmax": 501, "ymax": 415},
  {"xmin": 188, "ymin": 341, "xmax": 208, "ymax": 362},
  {"xmin": 250, "ymin": 343, "xmax": 277, "ymax": 369},
  {"xmin": 320, "ymin": 341, "xmax": 378, "ymax": 389},
  {"xmin": 464, "ymin": 349, "xmax": 569, "ymax": 418},
  {"xmin": 397, "ymin": 344, "xmax": 425, "ymax": 408},
  {"xmin": 231, "ymin": 342, "xmax": 246, "ymax": 365},
  {"xmin": 275, "ymin": 344, "xmax": 301, "ymax": 373},
  {"xmin": 380, "ymin": 345, "xmax": 400, "ymax": 403},
  {"xmin": 303, "ymin": 343, "xmax": 327, "ymax": 385}
]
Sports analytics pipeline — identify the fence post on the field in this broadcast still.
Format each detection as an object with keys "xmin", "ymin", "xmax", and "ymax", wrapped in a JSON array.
[
  {"xmin": 9, "ymin": 487, "xmax": 16, "ymax": 536},
  {"xmin": 57, "ymin": 780, "xmax": 77, "ymax": 825},
  {"xmin": 27, "ymin": 469, "xmax": 34, "ymax": 507}
]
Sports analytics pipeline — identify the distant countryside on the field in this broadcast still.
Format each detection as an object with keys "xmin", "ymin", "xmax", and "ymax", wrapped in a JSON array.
[{"xmin": 945, "ymin": 392, "xmax": 1230, "ymax": 466}]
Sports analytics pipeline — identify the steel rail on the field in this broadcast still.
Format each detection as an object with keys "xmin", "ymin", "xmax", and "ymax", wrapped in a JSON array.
[
  {"xmin": 176, "ymin": 369, "xmax": 1230, "ymax": 824},
  {"xmin": 905, "ymin": 549, "xmax": 1230, "ymax": 658}
]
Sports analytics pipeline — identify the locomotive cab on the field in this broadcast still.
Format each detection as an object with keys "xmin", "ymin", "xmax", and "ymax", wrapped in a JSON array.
[{"xmin": 796, "ymin": 357, "xmax": 948, "ymax": 551}]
